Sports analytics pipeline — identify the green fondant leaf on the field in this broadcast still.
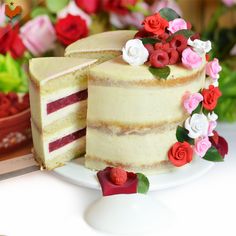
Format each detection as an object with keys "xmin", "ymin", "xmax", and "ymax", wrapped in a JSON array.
[
  {"xmin": 46, "ymin": 0, "xmax": 69, "ymax": 13},
  {"xmin": 192, "ymin": 103, "xmax": 202, "ymax": 114},
  {"xmin": 149, "ymin": 66, "xmax": 170, "ymax": 79},
  {"xmin": 176, "ymin": 126, "xmax": 195, "ymax": 145},
  {"xmin": 137, "ymin": 173, "xmax": 150, "ymax": 194},
  {"xmin": 141, "ymin": 38, "xmax": 160, "ymax": 45},
  {"xmin": 159, "ymin": 8, "xmax": 180, "ymax": 21},
  {"xmin": 167, "ymin": 29, "xmax": 195, "ymax": 42},
  {"xmin": 203, "ymin": 147, "xmax": 224, "ymax": 162}
]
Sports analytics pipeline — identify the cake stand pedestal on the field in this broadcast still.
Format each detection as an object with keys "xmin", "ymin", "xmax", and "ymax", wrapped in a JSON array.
[{"xmin": 85, "ymin": 193, "xmax": 174, "ymax": 235}]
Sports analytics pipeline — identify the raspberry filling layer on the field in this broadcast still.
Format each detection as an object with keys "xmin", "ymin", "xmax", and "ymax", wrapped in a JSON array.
[
  {"xmin": 47, "ymin": 89, "xmax": 87, "ymax": 115},
  {"xmin": 49, "ymin": 128, "xmax": 86, "ymax": 153}
]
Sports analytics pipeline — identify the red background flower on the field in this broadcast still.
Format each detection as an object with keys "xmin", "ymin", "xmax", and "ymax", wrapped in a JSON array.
[
  {"xmin": 75, "ymin": 0, "xmax": 100, "ymax": 14},
  {"xmin": 0, "ymin": 25, "xmax": 25, "ymax": 59},
  {"xmin": 103, "ymin": 0, "xmax": 138, "ymax": 15},
  {"xmin": 55, "ymin": 14, "xmax": 88, "ymax": 46}
]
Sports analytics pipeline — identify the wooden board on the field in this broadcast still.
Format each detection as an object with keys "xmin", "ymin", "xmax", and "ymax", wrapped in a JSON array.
[{"xmin": 0, "ymin": 143, "xmax": 40, "ymax": 180}]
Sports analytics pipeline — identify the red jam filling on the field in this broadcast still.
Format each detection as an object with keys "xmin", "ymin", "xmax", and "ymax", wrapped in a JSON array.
[
  {"xmin": 47, "ymin": 90, "xmax": 87, "ymax": 115},
  {"xmin": 48, "ymin": 128, "xmax": 86, "ymax": 153},
  {"xmin": 97, "ymin": 167, "xmax": 138, "ymax": 196}
]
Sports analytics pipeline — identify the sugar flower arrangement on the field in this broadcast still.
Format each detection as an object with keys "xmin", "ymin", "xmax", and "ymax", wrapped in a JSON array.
[
  {"xmin": 122, "ymin": 8, "xmax": 213, "ymax": 78},
  {"xmin": 122, "ymin": 8, "xmax": 228, "ymax": 166}
]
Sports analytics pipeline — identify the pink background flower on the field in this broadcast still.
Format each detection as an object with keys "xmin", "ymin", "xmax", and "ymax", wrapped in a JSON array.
[
  {"xmin": 0, "ymin": 4, "xmax": 5, "ymax": 26},
  {"xmin": 222, "ymin": 0, "xmax": 236, "ymax": 7},
  {"xmin": 57, "ymin": 1, "xmax": 91, "ymax": 26},
  {"xmin": 20, "ymin": 16, "xmax": 56, "ymax": 56},
  {"xmin": 206, "ymin": 58, "xmax": 222, "ymax": 80},
  {"xmin": 110, "ymin": 12, "xmax": 144, "ymax": 29},
  {"xmin": 151, "ymin": 0, "xmax": 182, "ymax": 16},
  {"xmin": 194, "ymin": 136, "xmax": 212, "ymax": 157},
  {"xmin": 168, "ymin": 18, "xmax": 187, "ymax": 34},
  {"xmin": 182, "ymin": 47, "xmax": 202, "ymax": 69},
  {"xmin": 183, "ymin": 92, "xmax": 203, "ymax": 114}
]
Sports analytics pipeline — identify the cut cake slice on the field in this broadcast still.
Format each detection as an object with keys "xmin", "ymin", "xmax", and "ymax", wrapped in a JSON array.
[
  {"xmin": 65, "ymin": 30, "xmax": 137, "ymax": 62},
  {"xmin": 29, "ymin": 57, "xmax": 97, "ymax": 169}
]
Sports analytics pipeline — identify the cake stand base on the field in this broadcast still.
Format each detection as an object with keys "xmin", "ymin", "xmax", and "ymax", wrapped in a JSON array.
[{"xmin": 85, "ymin": 193, "xmax": 174, "ymax": 235}]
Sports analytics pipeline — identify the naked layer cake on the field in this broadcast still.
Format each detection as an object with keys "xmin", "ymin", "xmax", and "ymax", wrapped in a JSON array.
[
  {"xmin": 85, "ymin": 56, "xmax": 206, "ymax": 173},
  {"xmin": 29, "ymin": 8, "xmax": 228, "ymax": 173}
]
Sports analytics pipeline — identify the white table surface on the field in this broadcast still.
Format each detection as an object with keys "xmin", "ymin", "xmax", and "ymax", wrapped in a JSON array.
[{"xmin": 0, "ymin": 123, "xmax": 235, "ymax": 236}]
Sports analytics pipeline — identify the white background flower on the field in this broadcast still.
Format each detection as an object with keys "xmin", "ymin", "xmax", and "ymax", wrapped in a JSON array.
[
  {"xmin": 57, "ymin": 1, "xmax": 91, "ymax": 26},
  {"xmin": 185, "ymin": 113, "xmax": 209, "ymax": 139},
  {"xmin": 122, "ymin": 39, "xmax": 149, "ymax": 66},
  {"xmin": 188, "ymin": 38, "xmax": 212, "ymax": 55}
]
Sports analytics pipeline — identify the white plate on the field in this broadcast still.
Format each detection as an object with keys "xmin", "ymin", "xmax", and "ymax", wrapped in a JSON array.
[{"xmin": 53, "ymin": 157, "xmax": 214, "ymax": 191}]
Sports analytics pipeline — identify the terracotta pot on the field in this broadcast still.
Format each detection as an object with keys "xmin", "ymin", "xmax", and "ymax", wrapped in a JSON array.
[{"xmin": 0, "ymin": 108, "xmax": 31, "ymax": 154}]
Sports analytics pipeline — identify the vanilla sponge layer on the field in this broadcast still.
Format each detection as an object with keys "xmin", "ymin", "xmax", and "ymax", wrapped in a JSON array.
[
  {"xmin": 67, "ymin": 51, "xmax": 121, "ymax": 63},
  {"xmin": 31, "ymin": 119, "xmax": 86, "ymax": 168},
  {"xmin": 85, "ymin": 127, "xmax": 177, "ymax": 174},
  {"xmin": 87, "ymin": 73, "xmax": 204, "ymax": 125},
  {"xmin": 29, "ymin": 73, "xmax": 87, "ymax": 129}
]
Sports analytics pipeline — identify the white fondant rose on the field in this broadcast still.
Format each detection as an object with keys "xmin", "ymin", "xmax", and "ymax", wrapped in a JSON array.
[
  {"xmin": 122, "ymin": 39, "xmax": 149, "ymax": 66},
  {"xmin": 185, "ymin": 113, "xmax": 209, "ymax": 139},
  {"xmin": 187, "ymin": 38, "xmax": 212, "ymax": 55}
]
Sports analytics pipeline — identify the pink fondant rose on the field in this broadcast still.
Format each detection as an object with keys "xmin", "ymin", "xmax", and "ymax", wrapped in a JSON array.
[
  {"xmin": 208, "ymin": 112, "xmax": 218, "ymax": 136},
  {"xmin": 20, "ymin": 16, "xmax": 56, "ymax": 56},
  {"xmin": 206, "ymin": 58, "xmax": 222, "ymax": 80},
  {"xmin": 194, "ymin": 136, "xmax": 211, "ymax": 157},
  {"xmin": 168, "ymin": 18, "xmax": 187, "ymax": 34},
  {"xmin": 182, "ymin": 47, "xmax": 202, "ymax": 69},
  {"xmin": 183, "ymin": 92, "xmax": 203, "ymax": 114}
]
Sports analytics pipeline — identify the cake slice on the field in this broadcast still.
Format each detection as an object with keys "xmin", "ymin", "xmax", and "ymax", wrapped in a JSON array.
[
  {"xmin": 65, "ymin": 30, "xmax": 137, "ymax": 62},
  {"xmin": 29, "ymin": 57, "xmax": 97, "ymax": 169}
]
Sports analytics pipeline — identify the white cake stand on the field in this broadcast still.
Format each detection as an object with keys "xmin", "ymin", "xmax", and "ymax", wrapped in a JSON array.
[
  {"xmin": 53, "ymin": 156, "xmax": 214, "ymax": 191},
  {"xmin": 53, "ymin": 157, "xmax": 213, "ymax": 234}
]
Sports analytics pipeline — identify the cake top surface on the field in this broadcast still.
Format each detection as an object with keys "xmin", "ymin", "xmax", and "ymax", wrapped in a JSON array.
[
  {"xmin": 89, "ymin": 55, "xmax": 206, "ymax": 84},
  {"xmin": 30, "ymin": 57, "xmax": 96, "ymax": 85},
  {"xmin": 65, "ymin": 30, "xmax": 137, "ymax": 56}
]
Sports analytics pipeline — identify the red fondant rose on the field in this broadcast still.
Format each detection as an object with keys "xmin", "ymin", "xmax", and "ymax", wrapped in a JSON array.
[
  {"xmin": 142, "ymin": 13, "xmax": 168, "ymax": 35},
  {"xmin": 75, "ymin": 0, "xmax": 100, "ymax": 14},
  {"xmin": 0, "ymin": 24, "xmax": 25, "ymax": 59},
  {"xmin": 210, "ymin": 131, "xmax": 228, "ymax": 158},
  {"xmin": 103, "ymin": 0, "xmax": 138, "ymax": 15},
  {"xmin": 202, "ymin": 85, "xmax": 222, "ymax": 111},
  {"xmin": 168, "ymin": 141, "xmax": 193, "ymax": 167},
  {"xmin": 55, "ymin": 14, "xmax": 88, "ymax": 46}
]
